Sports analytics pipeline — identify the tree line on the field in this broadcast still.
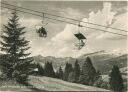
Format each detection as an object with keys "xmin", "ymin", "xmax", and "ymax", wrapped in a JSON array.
[
  {"xmin": 34, "ymin": 57, "xmax": 101, "ymax": 86},
  {"xmin": 34, "ymin": 57, "xmax": 124, "ymax": 92}
]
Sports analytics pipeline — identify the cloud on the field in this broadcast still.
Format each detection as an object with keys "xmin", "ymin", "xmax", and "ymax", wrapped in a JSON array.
[
  {"xmin": 97, "ymin": 13, "xmax": 127, "ymax": 40},
  {"xmin": 82, "ymin": 2, "xmax": 127, "ymax": 40},
  {"xmin": 60, "ymin": 7, "xmax": 84, "ymax": 19},
  {"xmin": 48, "ymin": 2, "xmax": 127, "ymax": 57},
  {"xmin": 51, "ymin": 24, "xmax": 77, "ymax": 42},
  {"xmin": 0, "ymin": 2, "xmax": 127, "ymax": 58},
  {"xmin": 19, "ymin": 17, "xmax": 41, "ymax": 27}
]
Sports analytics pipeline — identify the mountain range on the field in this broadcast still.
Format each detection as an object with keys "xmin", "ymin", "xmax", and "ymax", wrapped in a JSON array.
[{"xmin": 33, "ymin": 50, "xmax": 127, "ymax": 74}]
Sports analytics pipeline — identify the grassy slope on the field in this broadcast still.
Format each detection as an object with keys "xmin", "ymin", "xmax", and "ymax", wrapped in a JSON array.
[
  {"xmin": 28, "ymin": 76, "xmax": 110, "ymax": 91},
  {"xmin": 0, "ymin": 79, "xmax": 31, "ymax": 91}
]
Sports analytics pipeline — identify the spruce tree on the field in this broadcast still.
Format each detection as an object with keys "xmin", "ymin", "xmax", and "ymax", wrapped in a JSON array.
[
  {"xmin": 49, "ymin": 62, "xmax": 55, "ymax": 78},
  {"xmin": 44, "ymin": 62, "xmax": 48, "ymax": 76},
  {"xmin": 109, "ymin": 65, "xmax": 124, "ymax": 92},
  {"xmin": 74, "ymin": 59, "xmax": 80, "ymax": 83},
  {"xmin": 58, "ymin": 66, "xmax": 63, "ymax": 79},
  {"xmin": 37, "ymin": 63, "xmax": 44, "ymax": 76},
  {"xmin": 44, "ymin": 62, "xmax": 55, "ymax": 78},
  {"xmin": 79, "ymin": 57, "xmax": 96, "ymax": 85},
  {"xmin": 0, "ymin": 10, "xmax": 33, "ymax": 83},
  {"xmin": 68, "ymin": 71, "xmax": 75, "ymax": 82},
  {"xmin": 63, "ymin": 63, "xmax": 69, "ymax": 81},
  {"xmin": 63, "ymin": 63, "xmax": 73, "ymax": 81},
  {"xmin": 78, "ymin": 70, "xmax": 85, "ymax": 84},
  {"xmin": 44, "ymin": 62, "xmax": 50, "ymax": 76},
  {"xmin": 93, "ymin": 71, "xmax": 102, "ymax": 87}
]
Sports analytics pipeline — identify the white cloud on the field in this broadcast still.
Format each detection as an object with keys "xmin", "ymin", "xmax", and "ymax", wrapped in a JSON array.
[
  {"xmin": 48, "ymin": 2, "xmax": 127, "ymax": 57},
  {"xmin": 0, "ymin": 2, "xmax": 127, "ymax": 58},
  {"xmin": 60, "ymin": 7, "xmax": 84, "ymax": 19},
  {"xmin": 94, "ymin": 12, "xmax": 127, "ymax": 40},
  {"xmin": 51, "ymin": 24, "xmax": 77, "ymax": 42},
  {"xmin": 19, "ymin": 17, "xmax": 41, "ymax": 27}
]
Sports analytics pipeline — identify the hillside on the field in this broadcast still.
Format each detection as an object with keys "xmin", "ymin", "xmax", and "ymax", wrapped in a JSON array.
[
  {"xmin": 102, "ymin": 66, "xmax": 128, "ymax": 83},
  {"xmin": 33, "ymin": 55, "xmax": 75, "ymax": 70},
  {"xmin": 33, "ymin": 51, "xmax": 118, "ymax": 68},
  {"xmin": 28, "ymin": 76, "xmax": 110, "ymax": 91},
  {"xmin": 93, "ymin": 54, "xmax": 127, "ymax": 74},
  {"xmin": 101, "ymin": 66, "xmax": 127, "ymax": 91},
  {"xmin": 0, "ymin": 79, "xmax": 31, "ymax": 91},
  {"xmin": 33, "ymin": 51, "xmax": 127, "ymax": 74}
]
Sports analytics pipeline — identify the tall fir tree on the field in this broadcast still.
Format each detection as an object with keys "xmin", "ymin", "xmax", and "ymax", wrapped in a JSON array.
[
  {"xmin": 63, "ymin": 62, "xmax": 73, "ymax": 81},
  {"xmin": 78, "ymin": 70, "xmax": 85, "ymax": 84},
  {"xmin": 93, "ymin": 71, "xmax": 102, "ymax": 87},
  {"xmin": 0, "ymin": 10, "xmax": 33, "ymax": 83},
  {"xmin": 49, "ymin": 62, "xmax": 55, "ymax": 77},
  {"xmin": 68, "ymin": 60, "xmax": 80, "ymax": 83},
  {"xmin": 79, "ymin": 57, "xmax": 96, "ymax": 85},
  {"xmin": 109, "ymin": 65, "xmax": 124, "ymax": 92},
  {"xmin": 74, "ymin": 59, "xmax": 80, "ymax": 83},
  {"xmin": 63, "ymin": 63, "xmax": 69, "ymax": 81},
  {"xmin": 58, "ymin": 66, "xmax": 63, "ymax": 79},
  {"xmin": 68, "ymin": 71, "xmax": 75, "ymax": 82},
  {"xmin": 37, "ymin": 63, "xmax": 44, "ymax": 76},
  {"xmin": 44, "ymin": 62, "xmax": 55, "ymax": 78}
]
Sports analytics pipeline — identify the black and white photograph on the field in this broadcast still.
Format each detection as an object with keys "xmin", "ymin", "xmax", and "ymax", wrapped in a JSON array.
[{"xmin": 0, "ymin": 0, "xmax": 127, "ymax": 92}]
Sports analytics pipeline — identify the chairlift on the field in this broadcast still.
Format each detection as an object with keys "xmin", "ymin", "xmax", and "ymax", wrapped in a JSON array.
[
  {"xmin": 74, "ymin": 23, "xmax": 87, "ymax": 50},
  {"xmin": 35, "ymin": 13, "xmax": 48, "ymax": 38},
  {"xmin": 36, "ymin": 25, "xmax": 47, "ymax": 38}
]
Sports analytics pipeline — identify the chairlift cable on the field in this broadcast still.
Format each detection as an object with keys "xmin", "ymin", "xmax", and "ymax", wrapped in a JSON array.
[
  {"xmin": 1, "ymin": 2, "xmax": 128, "ymax": 33},
  {"xmin": 1, "ymin": 5, "xmax": 127, "ymax": 37}
]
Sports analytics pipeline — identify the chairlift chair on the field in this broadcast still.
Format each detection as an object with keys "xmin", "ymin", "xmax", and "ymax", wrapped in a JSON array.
[
  {"xmin": 35, "ymin": 13, "xmax": 48, "ymax": 38},
  {"xmin": 73, "ymin": 22, "xmax": 87, "ymax": 50},
  {"xmin": 74, "ymin": 32, "xmax": 86, "ymax": 50},
  {"xmin": 36, "ymin": 26, "xmax": 47, "ymax": 37}
]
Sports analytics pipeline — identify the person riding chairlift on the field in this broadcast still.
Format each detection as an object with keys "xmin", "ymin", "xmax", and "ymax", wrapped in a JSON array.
[{"xmin": 36, "ymin": 26, "xmax": 47, "ymax": 37}]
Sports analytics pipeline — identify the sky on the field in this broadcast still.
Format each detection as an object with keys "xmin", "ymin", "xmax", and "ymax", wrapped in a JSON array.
[{"xmin": 0, "ymin": 1, "xmax": 127, "ymax": 58}]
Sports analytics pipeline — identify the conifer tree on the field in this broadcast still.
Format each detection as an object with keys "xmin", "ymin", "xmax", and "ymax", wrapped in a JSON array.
[
  {"xmin": 0, "ymin": 10, "xmax": 33, "ymax": 83},
  {"xmin": 44, "ymin": 62, "xmax": 48, "ymax": 76},
  {"xmin": 44, "ymin": 62, "xmax": 50, "ymax": 76},
  {"xmin": 78, "ymin": 70, "xmax": 85, "ymax": 84},
  {"xmin": 63, "ymin": 63, "xmax": 73, "ymax": 81},
  {"xmin": 93, "ymin": 71, "xmax": 102, "ymax": 87},
  {"xmin": 68, "ymin": 71, "xmax": 75, "ymax": 82},
  {"xmin": 74, "ymin": 60, "xmax": 80, "ymax": 83},
  {"xmin": 109, "ymin": 65, "xmax": 124, "ymax": 92},
  {"xmin": 79, "ymin": 57, "xmax": 96, "ymax": 85},
  {"xmin": 37, "ymin": 63, "xmax": 44, "ymax": 76},
  {"xmin": 58, "ymin": 66, "xmax": 63, "ymax": 79},
  {"xmin": 63, "ymin": 63, "xmax": 69, "ymax": 81},
  {"xmin": 44, "ymin": 62, "xmax": 55, "ymax": 77},
  {"xmin": 49, "ymin": 62, "xmax": 55, "ymax": 77}
]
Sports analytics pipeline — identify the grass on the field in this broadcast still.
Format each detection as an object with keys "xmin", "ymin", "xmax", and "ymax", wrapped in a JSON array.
[
  {"xmin": 0, "ymin": 75, "xmax": 47, "ymax": 92},
  {"xmin": 0, "ymin": 78, "xmax": 31, "ymax": 91}
]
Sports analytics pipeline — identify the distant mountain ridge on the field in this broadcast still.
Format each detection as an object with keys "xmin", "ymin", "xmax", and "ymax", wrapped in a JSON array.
[
  {"xmin": 33, "ymin": 51, "xmax": 127, "ymax": 74},
  {"xmin": 33, "ymin": 55, "xmax": 76, "ymax": 69}
]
